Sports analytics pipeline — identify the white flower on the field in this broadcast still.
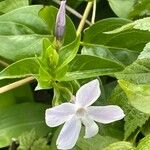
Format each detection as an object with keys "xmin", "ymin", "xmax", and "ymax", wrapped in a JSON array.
[{"xmin": 45, "ymin": 79, "xmax": 125, "ymax": 150}]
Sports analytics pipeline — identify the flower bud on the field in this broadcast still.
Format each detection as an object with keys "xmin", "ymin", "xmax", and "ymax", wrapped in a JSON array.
[{"xmin": 55, "ymin": 0, "xmax": 66, "ymax": 41}]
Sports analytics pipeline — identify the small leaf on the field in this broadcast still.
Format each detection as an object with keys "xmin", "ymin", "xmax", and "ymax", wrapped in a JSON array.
[
  {"xmin": 17, "ymin": 130, "xmax": 37, "ymax": 150},
  {"xmin": 57, "ymin": 35, "xmax": 81, "ymax": 71},
  {"xmin": 17, "ymin": 130, "xmax": 50, "ymax": 150},
  {"xmin": 31, "ymin": 138, "xmax": 50, "ymax": 150}
]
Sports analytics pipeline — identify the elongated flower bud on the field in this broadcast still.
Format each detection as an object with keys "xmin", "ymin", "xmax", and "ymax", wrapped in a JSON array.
[{"xmin": 55, "ymin": 0, "xmax": 66, "ymax": 41}]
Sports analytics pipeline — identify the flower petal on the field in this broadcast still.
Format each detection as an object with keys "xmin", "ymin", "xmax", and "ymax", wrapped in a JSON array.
[
  {"xmin": 57, "ymin": 116, "xmax": 81, "ymax": 150},
  {"xmin": 87, "ymin": 105, "xmax": 125, "ymax": 124},
  {"xmin": 76, "ymin": 79, "xmax": 100, "ymax": 107},
  {"xmin": 82, "ymin": 116, "xmax": 99, "ymax": 138},
  {"xmin": 45, "ymin": 103, "xmax": 75, "ymax": 127}
]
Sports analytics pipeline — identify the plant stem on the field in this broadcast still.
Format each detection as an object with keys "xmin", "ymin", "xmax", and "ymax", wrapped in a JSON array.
[
  {"xmin": 52, "ymin": 0, "xmax": 91, "ymax": 25},
  {"xmin": 76, "ymin": 1, "xmax": 93, "ymax": 36},
  {"xmin": 0, "ymin": 76, "xmax": 34, "ymax": 94},
  {"xmin": 91, "ymin": 0, "xmax": 96, "ymax": 24}
]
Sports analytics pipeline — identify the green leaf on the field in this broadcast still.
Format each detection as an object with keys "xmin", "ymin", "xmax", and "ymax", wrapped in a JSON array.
[
  {"xmin": 105, "ymin": 17, "xmax": 150, "ymax": 34},
  {"xmin": 31, "ymin": 138, "xmax": 50, "ymax": 150},
  {"xmin": 83, "ymin": 18, "xmax": 131, "ymax": 45},
  {"xmin": 116, "ymin": 58, "xmax": 150, "ymax": 84},
  {"xmin": 0, "ymin": 79, "xmax": 33, "ymax": 108},
  {"xmin": 0, "ymin": 5, "xmax": 76, "ymax": 61},
  {"xmin": 81, "ymin": 43, "xmax": 138, "ymax": 66},
  {"xmin": 0, "ymin": 58, "xmax": 39, "ymax": 80},
  {"xmin": 17, "ymin": 130, "xmax": 50, "ymax": 150},
  {"xmin": 99, "ymin": 122, "xmax": 124, "ymax": 140},
  {"xmin": 109, "ymin": 86, "xmax": 149, "ymax": 139},
  {"xmin": 17, "ymin": 130, "xmax": 38, "ymax": 150},
  {"xmin": 62, "ymin": 55, "xmax": 124, "ymax": 81},
  {"xmin": 108, "ymin": 0, "xmax": 135, "ymax": 18},
  {"xmin": 0, "ymin": 80, "xmax": 16, "ymax": 108},
  {"xmin": 129, "ymin": 0, "xmax": 150, "ymax": 19},
  {"xmin": 0, "ymin": 5, "xmax": 50, "ymax": 61},
  {"xmin": 0, "ymin": 0, "xmax": 29, "ymax": 13},
  {"xmin": 142, "ymin": 119, "xmax": 150, "ymax": 136},
  {"xmin": 84, "ymin": 18, "xmax": 150, "ymax": 57},
  {"xmin": 119, "ymin": 80, "xmax": 150, "ymax": 114},
  {"xmin": 39, "ymin": 6, "xmax": 76, "ymax": 45},
  {"xmin": 0, "ymin": 103, "xmax": 50, "ymax": 148},
  {"xmin": 135, "ymin": 133, "xmax": 150, "ymax": 150},
  {"xmin": 104, "ymin": 141, "xmax": 134, "ymax": 150},
  {"xmin": 138, "ymin": 42, "xmax": 150, "ymax": 59},
  {"xmin": 57, "ymin": 35, "xmax": 81, "ymax": 71}
]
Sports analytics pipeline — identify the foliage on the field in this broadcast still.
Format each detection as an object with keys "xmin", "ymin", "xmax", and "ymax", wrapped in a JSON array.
[{"xmin": 0, "ymin": 0, "xmax": 149, "ymax": 149}]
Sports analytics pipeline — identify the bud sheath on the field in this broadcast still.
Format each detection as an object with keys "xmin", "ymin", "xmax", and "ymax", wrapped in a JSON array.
[{"xmin": 55, "ymin": 0, "xmax": 66, "ymax": 41}]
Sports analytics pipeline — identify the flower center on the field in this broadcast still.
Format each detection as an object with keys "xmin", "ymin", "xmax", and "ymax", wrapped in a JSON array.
[{"xmin": 76, "ymin": 108, "xmax": 86, "ymax": 118}]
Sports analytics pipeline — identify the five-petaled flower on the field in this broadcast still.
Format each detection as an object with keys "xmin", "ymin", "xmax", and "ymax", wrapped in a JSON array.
[{"xmin": 45, "ymin": 79, "xmax": 125, "ymax": 149}]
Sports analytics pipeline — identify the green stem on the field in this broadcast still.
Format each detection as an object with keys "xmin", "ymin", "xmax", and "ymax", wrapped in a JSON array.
[{"xmin": 76, "ymin": 1, "xmax": 93, "ymax": 36}]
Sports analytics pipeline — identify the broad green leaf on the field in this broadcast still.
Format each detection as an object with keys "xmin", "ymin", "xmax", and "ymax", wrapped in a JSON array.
[
  {"xmin": 0, "ymin": 0, "xmax": 29, "ymax": 14},
  {"xmin": 0, "ymin": 79, "xmax": 33, "ymax": 108},
  {"xmin": 0, "ymin": 5, "xmax": 76, "ymax": 61},
  {"xmin": 135, "ymin": 133, "xmax": 150, "ymax": 150},
  {"xmin": 84, "ymin": 18, "xmax": 131, "ymax": 45},
  {"xmin": 39, "ymin": 6, "xmax": 76, "ymax": 45},
  {"xmin": 129, "ymin": 0, "xmax": 150, "ymax": 19},
  {"xmin": 0, "ymin": 5, "xmax": 50, "ymax": 61},
  {"xmin": 0, "ymin": 5, "xmax": 49, "ymax": 34},
  {"xmin": 119, "ymin": 80, "xmax": 150, "ymax": 114},
  {"xmin": 104, "ymin": 141, "xmax": 133, "ymax": 150},
  {"xmin": 84, "ymin": 18, "xmax": 150, "ymax": 53},
  {"xmin": 0, "ymin": 103, "xmax": 50, "ymax": 148},
  {"xmin": 81, "ymin": 43, "xmax": 138, "ymax": 66},
  {"xmin": 0, "ymin": 58, "xmax": 39, "ymax": 80},
  {"xmin": 0, "ymin": 80, "xmax": 16, "ymax": 108},
  {"xmin": 116, "ymin": 58, "xmax": 150, "ymax": 84},
  {"xmin": 105, "ymin": 17, "xmax": 150, "ymax": 34},
  {"xmin": 109, "ymin": 86, "xmax": 149, "ymax": 139},
  {"xmin": 108, "ymin": 0, "xmax": 135, "ymax": 18},
  {"xmin": 13, "ymin": 83, "xmax": 33, "ymax": 103},
  {"xmin": 57, "ymin": 35, "xmax": 81, "ymax": 71},
  {"xmin": 138, "ymin": 42, "xmax": 150, "ymax": 59},
  {"xmin": 62, "ymin": 55, "xmax": 124, "ymax": 81},
  {"xmin": 99, "ymin": 122, "xmax": 124, "ymax": 140}
]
